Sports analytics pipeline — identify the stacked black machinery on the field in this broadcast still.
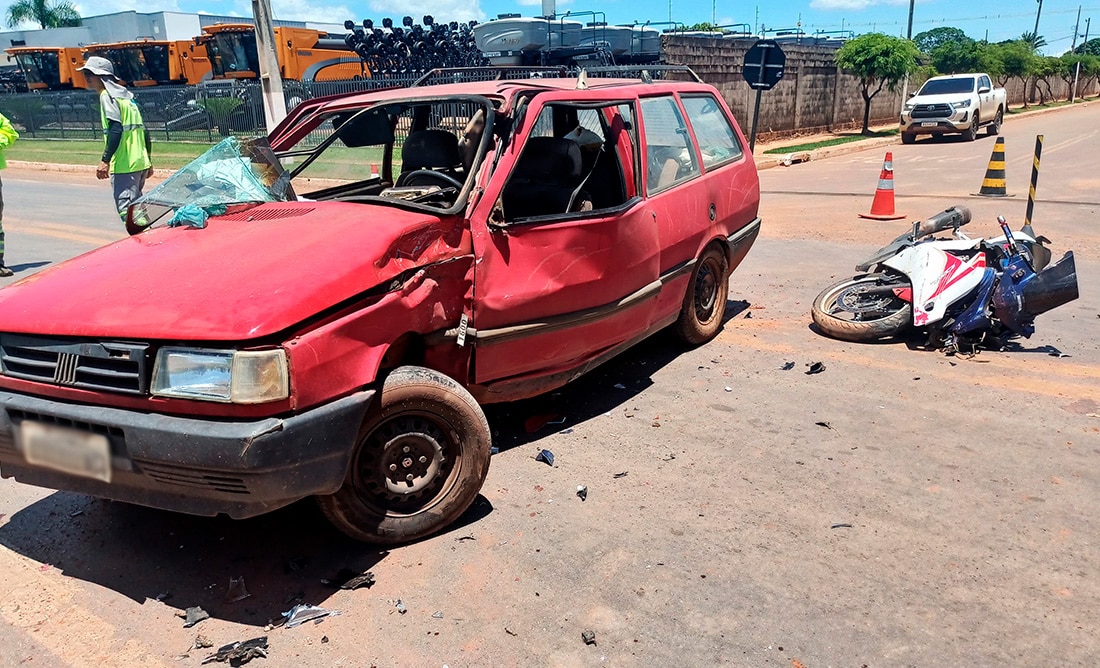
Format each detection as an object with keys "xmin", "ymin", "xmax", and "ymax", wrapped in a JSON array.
[{"xmin": 343, "ymin": 16, "xmax": 486, "ymax": 76}]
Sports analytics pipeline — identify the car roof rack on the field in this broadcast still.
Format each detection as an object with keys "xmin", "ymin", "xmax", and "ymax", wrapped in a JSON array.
[
  {"xmin": 412, "ymin": 66, "xmax": 571, "ymax": 87},
  {"xmin": 583, "ymin": 64, "xmax": 702, "ymax": 83}
]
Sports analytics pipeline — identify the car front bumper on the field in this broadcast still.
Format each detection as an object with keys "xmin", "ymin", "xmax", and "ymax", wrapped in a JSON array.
[
  {"xmin": 0, "ymin": 389, "xmax": 375, "ymax": 518},
  {"xmin": 900, "ymin": 110, "xmax": 971, "ymax": 134}
]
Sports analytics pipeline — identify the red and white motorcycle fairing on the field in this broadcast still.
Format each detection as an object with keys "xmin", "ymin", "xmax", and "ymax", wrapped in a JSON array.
[{"xmin": 881, "ymin": 239, "xmax": 987, "ymax": 327}]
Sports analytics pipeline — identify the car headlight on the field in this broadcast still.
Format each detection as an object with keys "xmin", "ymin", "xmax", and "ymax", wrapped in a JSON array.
[
  {"xmin": 950, "ymin": 100, "xmax": 971, "ymax": 109},
  {"xmin": 903, "ymin": 102, "xmax": 915, "ymax": 111},
  {"xmin": 152, "ymin": 347, "xmax": 289, "ymax": 404}
]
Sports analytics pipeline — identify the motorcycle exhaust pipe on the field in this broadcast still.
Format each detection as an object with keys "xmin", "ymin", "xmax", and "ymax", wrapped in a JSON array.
[
  {"xmin": 915, "ymin": 206, "xmax": 971, "ymax": 239},
  {"xmin": 1021, "ymin": 251, "xmax": 1079, "ymax": 316}
]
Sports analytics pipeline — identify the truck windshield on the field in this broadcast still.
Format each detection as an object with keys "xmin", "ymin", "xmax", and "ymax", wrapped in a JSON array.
[
  {"xmin": 14, "ymin": 52, "xmax": 60, "ymax": 88},
  {"xmin": 206, "ymin": 32, "xmax": 258, "ymax": 76},
  {"xmin": 918, "ymin": 78, "xmax": 975, "ymax": 95}
]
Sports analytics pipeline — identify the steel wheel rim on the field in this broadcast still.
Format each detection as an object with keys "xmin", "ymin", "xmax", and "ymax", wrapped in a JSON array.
[
  {"xmin": 694, "ymin": 258, "xmax": 720, "ymax": 323},
  {"xmin": 354, "ymin": 412, "xmax": 459, "ymax": 516}
]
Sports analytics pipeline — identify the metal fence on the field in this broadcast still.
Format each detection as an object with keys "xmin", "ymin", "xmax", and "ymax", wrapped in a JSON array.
[{"xmin": 0, "ymin": 66, "xmax": 691, "ymax": 143}]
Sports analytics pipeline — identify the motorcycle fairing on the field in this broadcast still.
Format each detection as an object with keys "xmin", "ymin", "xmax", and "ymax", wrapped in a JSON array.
[
  {"xmin": 883, "ymin": 240, "xmax": 986, "ymax": 327},
  {"xmin": 993, "ymin": 251, "xmax": 1079, "ymax": 337},
  {"xmin": 949, "ymin": 267, "xmax": 996, "ymax": 335}
]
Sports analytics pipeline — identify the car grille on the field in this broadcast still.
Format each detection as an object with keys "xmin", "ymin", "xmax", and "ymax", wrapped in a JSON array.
[
  {"xmin": 0, "ymin": 334, "xmax": 149, "ymax": 395},
  {"xmin": 1, "ymin": 408, "xmax": 125, "ymax": 455},
  {"xmin": 136, "ymin": 462, "xmax": 251, "ymax": 495},
  {"xmin": 911, "ymin": 104, "xmax": 952, "ymax": 119}
]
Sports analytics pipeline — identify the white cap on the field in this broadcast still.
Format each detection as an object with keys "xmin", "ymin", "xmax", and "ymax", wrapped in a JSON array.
[{"xmin": 77, "ymin": 56, "xmax": 116, "ymax": 78}]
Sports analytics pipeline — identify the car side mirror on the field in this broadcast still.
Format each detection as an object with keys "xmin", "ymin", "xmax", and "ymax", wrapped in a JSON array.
[
  {"xmin": 978, "ymin": 86, "xmax": 991, "ymax": 94},
  {"xmin": 908, "ymin": 91, "xmax": 916, "ymax": 98}
]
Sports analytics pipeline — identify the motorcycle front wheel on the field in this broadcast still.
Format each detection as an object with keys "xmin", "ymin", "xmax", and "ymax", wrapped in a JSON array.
[{"xmin": 811, "ymin": 274, "xmax": 913, "ymax": 342}]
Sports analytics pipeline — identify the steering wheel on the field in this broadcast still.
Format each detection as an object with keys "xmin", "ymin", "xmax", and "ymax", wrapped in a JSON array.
[{"xmin": 397, "ymin": 169, "xmax": 463, "ymax": 190}]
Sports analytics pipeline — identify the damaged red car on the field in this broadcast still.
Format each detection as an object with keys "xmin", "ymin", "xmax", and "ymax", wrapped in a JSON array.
[{"xmin": 0, "ymin": 71, "xmax": 761, "ymax": 544}]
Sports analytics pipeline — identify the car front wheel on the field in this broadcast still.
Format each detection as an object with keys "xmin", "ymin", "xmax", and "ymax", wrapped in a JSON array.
[
  {"xmin": 963, "ymin": 113, "xmax": 979, "ymax": 141},
  {"xmin": 318, "ymin": 366, "xmax": 491, "ymax": 545}
]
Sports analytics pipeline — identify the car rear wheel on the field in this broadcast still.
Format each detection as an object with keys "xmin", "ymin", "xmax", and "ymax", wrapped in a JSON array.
[
  {"xmin": 987, "ymin": 107, "xmax": 1003, "ymax": 136},
  {"xmin": 674, "ymin": 245, "xmax": 729, "ymax": 345},
  {"xmin": 317, "ymin": 366, "xmax": 491, "ymax": 545},
  {"xmin": 963, "ymin": 113, "xmax": 979, "ymax": 141}
]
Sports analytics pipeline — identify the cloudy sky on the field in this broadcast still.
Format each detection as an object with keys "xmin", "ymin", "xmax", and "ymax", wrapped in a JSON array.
[{"xmin": 2, "ymin": 0, "xmax": 1091, "ymax": 53}]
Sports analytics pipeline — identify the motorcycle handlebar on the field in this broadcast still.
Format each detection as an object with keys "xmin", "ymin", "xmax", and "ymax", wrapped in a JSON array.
[{"xmin": 914, "ymin": 206, "xmax": 971, "ymax": 239}]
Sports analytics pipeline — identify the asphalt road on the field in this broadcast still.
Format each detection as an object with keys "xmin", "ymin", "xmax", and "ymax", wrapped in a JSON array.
[{"xmin": 0, "ymin": 103, "xmax": 1097, "ymax": 667}]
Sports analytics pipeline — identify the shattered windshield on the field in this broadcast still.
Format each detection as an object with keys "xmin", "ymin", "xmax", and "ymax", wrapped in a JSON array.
[{"xmin": 127, "ymin": 137, "xmax": 294, "ymax": 232}]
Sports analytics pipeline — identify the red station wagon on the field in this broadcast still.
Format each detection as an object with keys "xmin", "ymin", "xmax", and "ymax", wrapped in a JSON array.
[{"xmin": 0, "ymin": 71, "xmax": 761, "ymax": 544}]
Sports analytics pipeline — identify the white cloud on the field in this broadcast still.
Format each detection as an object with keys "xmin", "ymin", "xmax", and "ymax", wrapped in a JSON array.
[
  {"xmin": 809, "ymin": 0, "xmax": 907, "ymax": 9},
  {"xmin": 365, "ymin": 0, "xmax": 485, "ymax": 23}
]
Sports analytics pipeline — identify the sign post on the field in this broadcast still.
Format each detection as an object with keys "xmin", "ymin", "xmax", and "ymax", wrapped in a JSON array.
[{"xmin": 742, "ymin": 39, "xmax": 786, "ymax": 153}]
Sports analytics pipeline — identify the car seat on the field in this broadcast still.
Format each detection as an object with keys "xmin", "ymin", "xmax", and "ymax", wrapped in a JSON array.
[{"xmin": 501, "ymin": 137, "xmax": 592, "ymax": 219}]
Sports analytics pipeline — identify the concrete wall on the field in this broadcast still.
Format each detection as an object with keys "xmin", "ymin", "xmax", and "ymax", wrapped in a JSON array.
[{"xmin": 661, "ymin": 35, "xmax": 1100, "ymax": 142}]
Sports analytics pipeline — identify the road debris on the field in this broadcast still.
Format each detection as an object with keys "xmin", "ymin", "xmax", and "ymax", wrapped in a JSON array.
[
  {"xmin": 576, "ymin": 485, "xmax": 588, "ymax": 501},
  {"xmin": 201, "ymin": 636, "xmax": 268, "ymax": 665},
  {"xmin": 283, "ymin": 604, "xmax": 341, "ymax": 628},
  {"xmin": 224, "ymin": 576, "xmax": 250, "ymax": 603},
  {"xmin": 193, "ymin": 635, "xmax": 214, "ymax": 650},
  {"xmin": 505, "ymin": 627, "xmax": 518, "ymax": 637},
  {"xmin": 321, "ymin": 636, "xmax": 329, "ymax": 644},
  {"xmin": 179, "ymin": 606, "xmax": 210, "ymax": 628},
  {"xmin": 805, "ymin": 362, "xmax": 826, "ymax": 375},
  {"xmin": 613, "ymin": 471, "xmax": 628, "ymax": 479},
  {"xmin": 779, "ymin": 361, "xmax": 795, "ymax": 371},
  {"xmin": 614, "ymin": 383, "xmax": 627, "ymax": 389},
  {"xmin": 535, "ymin": 449, "xmax": 555, "ymax": 466},
  {"xmin": 395, "ymin": 599, "xmax": 408, "ymax": 614},
  {"xmin": 831, "ymin": 523, "xmax": 853, "ymax": 529},
  {"xmin": 322, "ymin": 569, "xmax": 375, "ymax": 590},
  {"xmin": 455, "ymin": 535, "xmax": 476, "ymax": 542},
  {"xmin": 432, "ymin": 611, "xmax": 444, "ymax": 619},
  {"xmin": 724, "ymin": 386, "xmax": 732, "ymax": 392},
  {"xmin": 581, "ymin": 629, "xmax": 597, "ymax": 646},
  {"xmin": 815, "ymin": 421, "xmax": 837, "ymax": 432}
]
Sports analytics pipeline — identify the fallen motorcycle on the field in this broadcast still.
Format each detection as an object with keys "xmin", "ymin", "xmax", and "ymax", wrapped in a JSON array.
[{"xmin": 811, "ymin": 206, "xmax": 1079, "ymax": 352}]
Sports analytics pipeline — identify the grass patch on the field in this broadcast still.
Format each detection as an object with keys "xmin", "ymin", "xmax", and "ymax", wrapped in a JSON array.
[
  {"xmin": 1007, "ymin": 99, "xmax": 1074, "ymax": 115},
  {"xmin": 8, "ymin": 138, "xmax": 212, "ymax": 170},
  {"xmin": 763, "ymin": 129, "xmax": 898, "ymax": 154}
]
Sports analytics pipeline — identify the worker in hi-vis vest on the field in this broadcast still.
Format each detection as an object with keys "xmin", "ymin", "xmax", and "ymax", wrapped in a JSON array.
[{"xmin": 77, "ymin": 56, "xmax": 153, "ymax": 235}]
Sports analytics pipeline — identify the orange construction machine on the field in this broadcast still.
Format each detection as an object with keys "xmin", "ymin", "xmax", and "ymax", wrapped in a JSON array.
[
  {"xmin": 5, "ymin": 46, "xmax": 86, "ymax": 90},
  {"xmin": 83, "ymin": 39, "xmax": 212, "ymax": 86},
  {"xmin": 197, "ymin": 24, "xmax": 368, "ymax": 82}
]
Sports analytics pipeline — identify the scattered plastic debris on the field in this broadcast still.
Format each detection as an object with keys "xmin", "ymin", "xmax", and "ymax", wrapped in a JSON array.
[
  {"xmin": 69, "ymin": 509, "xmax": 83, "ymax": 517},
  {"xmin": 490, "ymin": 446, "xmax": 500, "ymax": 455},
  {"xmin": 724, "ymin": 386, "xmax": 732, "ymax": 392},
  {"xmin": 662, "ymin": 453, "xmax": 676, "ymax": 462},
  {"xmin": 455, "ymin": 535, "xmax": 476, "ymax": 542},
  {"xmin": 805, "ymin": 362, "xmax": 826, "ymax": 375},
  {"xmin": 559, "ymin": 428, "xmax": 574, "ymax": 434},
  {"xmin": 432, "ymin": 611, "xmax": 444, "ymax": 619},
  {"xmin": 613, "ymin": 471, "xmax": 628, "ymax": 479},
  {"xmin": 225, "ymin": 576, "xmax": 251, "ymax": 603},
  {"xmin": 831, "ymin": 523, "xmax": 853, "ymax": 529},
  {"xmin": 395, "ymin": 600, "xmax": 407, "ymax": 614},
  {"xmin": 1048, "ymin": 349, "xmax": 1070, "ymax": 358},
  {"xmin": 193, "ymin": 635, "xmax": 214, "ymax": 650},
  {"xmin": 779, "ymin": 361, "xmax": 795, "ymax": 371},
  {"xmin": 581, "ymin": 629, "xmax": 597, "ymax": 646},
  {"xmin": 505, "ymin": 627, "xmax": 518, "ymax": 637},
  {"xmin": 283, "ymin": 604, "xmax": 341, "ymax": 628},
  {"xmin": 179, "ymin": 606, "xmax": 210, "ymax": 628},
  {"xmin": 322, "ymin": 569, "xmax": 375, "ymax": 590},
  {"xmin": 321, "ymin": 636, "xmax": 329, "ymax": 644},
  {"xmin": 201, "ymin": 636, "xmax": 268, "ymax": 665},
  {"xmin": 815, "ymin": 421, "xmax": 837, "ymax": 432},
  {"xmin": 155, "ymin": 592, "xmax": 172, "ymax": 602},
  {"xmin": 614, "ymin": 383, "xmax": 627, "ymax": 390},
  {"xmin": 576, "ymin": 485, "xmax": 588, "ymax": 501},
  {"xmin": 535, "ymin": 449, "xmax": 555, "ymax": 466}
]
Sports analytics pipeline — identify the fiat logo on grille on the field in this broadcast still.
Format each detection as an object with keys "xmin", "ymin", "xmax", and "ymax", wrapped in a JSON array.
[{"xmin": 54, "ymin": 352, "xmax": 79, "ymax": 385}]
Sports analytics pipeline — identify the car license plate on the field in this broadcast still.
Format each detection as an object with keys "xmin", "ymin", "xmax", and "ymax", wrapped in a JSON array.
[
  {"xmin": 17, "ymin": 421, "xmax": 111, "ymax": 483},
  {"xmin": 921, "ymin": 122, "xmax": 938, "ymax": 127}
]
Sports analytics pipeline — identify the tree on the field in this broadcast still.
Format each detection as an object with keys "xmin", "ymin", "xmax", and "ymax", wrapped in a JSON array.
[
  {"xmin": 5, "ymin": 0, "xmax": 80, "ymax": 29},
  {"xmin": 836, "ymin": 33, "xmax": 920, "ymax": 134},
  {"xmin": 914, "ymin": 27, "xmax": 970, "ymax": 53},
  {"xmin": 1075, "ymin": 38, "xmax": 1100, "ymax": 56},
  {"xmin": 684, "ymin": 22, "xmax": 718, "ymax": 32},
  {"xmin": 1019, "ymin": 31, "xmax": 1046, "ymax": 51},
  {"xmin": 989, "ymin": 40, "xmax": 1038, "ymax": 105},
  {"xmin": 930, "ymin": 38, "xmax": 984, "ymax": 73}
]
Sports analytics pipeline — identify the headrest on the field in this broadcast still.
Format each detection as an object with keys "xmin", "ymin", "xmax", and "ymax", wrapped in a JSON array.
[
  {"xmin": 514, "ymin": 137, "xmax": 582, "ymax": 181},
  {"xmin": 402, "ymin": 129, "xmax": 461, "ymax": 170}
]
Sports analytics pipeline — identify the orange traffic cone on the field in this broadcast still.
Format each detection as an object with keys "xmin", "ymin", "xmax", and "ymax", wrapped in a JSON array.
[
  {"xmin": 859, "ymin": 152, "xmax": 905, "ymax": 220},
  {"xmin": 370, "ymin": 163, "xmax": 380, "ymax": 179}
]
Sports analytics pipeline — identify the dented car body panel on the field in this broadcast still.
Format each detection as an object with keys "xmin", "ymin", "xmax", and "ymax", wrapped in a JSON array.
[{"xmin": 0, "ymin": 74, "xmax": 760, "ymax": 523}]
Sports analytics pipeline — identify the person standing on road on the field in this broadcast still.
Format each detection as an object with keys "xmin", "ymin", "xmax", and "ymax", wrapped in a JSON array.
[
  {"xmin": 0, "ymin": 111, "xmax": 19, "ymax": 277},
  {"xmin": 77, "ymin": 56, "xmax": 152, "ymax": 233}
]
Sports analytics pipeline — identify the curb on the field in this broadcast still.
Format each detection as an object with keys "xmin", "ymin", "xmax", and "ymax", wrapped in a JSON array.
[{"xmin": 7, "ymin": 160, "xmax": 174, "ymax": 178}]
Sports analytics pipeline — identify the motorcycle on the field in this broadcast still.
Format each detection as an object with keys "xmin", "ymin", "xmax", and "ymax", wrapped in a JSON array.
[{"xmin": 811, "ymin": 206, "xmax": 1079, "ymax": 352}]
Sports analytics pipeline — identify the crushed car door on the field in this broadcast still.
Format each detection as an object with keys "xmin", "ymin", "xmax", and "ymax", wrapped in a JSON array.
[{"xmin": 467, "ymin": 94, "xmax": 660, "ymax": 398}]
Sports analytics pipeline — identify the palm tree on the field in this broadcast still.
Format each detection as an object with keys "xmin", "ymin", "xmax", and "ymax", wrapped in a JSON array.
[
  {"xmin": 5, "ymin": 0, "xmax": 81, "ymax": 29},
  {"xmin": 1019, "ymin": 30, "xmax": 1047, "ymax": 52}
]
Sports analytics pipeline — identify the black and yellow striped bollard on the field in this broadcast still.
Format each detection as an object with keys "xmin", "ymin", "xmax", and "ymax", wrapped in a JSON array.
[{"xmin": 1024, "ymin": 135, "xmax": 1043, "ymax": 226}]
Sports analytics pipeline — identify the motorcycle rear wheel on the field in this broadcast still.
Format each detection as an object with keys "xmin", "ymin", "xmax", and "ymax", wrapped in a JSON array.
[{"xmin": 812, "ymin": 275, "xmax": 913, "ymax": 342}]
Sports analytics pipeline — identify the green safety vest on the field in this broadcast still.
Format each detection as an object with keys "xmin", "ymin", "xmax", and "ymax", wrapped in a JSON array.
[{"xmin": 100, "ymin": 93, "xmax": 150, "ymax": 175}]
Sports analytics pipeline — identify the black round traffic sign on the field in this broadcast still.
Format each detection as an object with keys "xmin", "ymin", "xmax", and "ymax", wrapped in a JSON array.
[{"xmin": 743, "ymin": 39, "xmax": 786, "ymax": 90}]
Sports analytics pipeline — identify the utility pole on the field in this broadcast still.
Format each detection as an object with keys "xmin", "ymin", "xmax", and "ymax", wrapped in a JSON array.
[
  {"xmin": 900, "ymin": 0, "xmax": 915, "ymax": 113},
  {"xmin": 1033, "ymin": 0, "xmax": 1043, "ymax": 38},
  {"xmin": 1071, "ymin": 6, "xmax": 1082, "ymax": 101},
  {"xmin": 252, "ymin": 0, "xmax": 287, "ymax": 131}
]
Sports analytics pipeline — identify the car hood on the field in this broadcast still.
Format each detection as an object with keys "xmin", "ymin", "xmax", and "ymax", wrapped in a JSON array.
[
  {"xmin": 909, "ymin": 92, "xmax": 972, "ymax": 105},
  {"xmin": 0, "ymin": 202, "xmax": 467, "ymax": 341}
]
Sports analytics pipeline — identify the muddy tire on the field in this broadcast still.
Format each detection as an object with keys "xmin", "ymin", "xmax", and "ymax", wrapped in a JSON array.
[
  {"xmin": 901, "ymin": 132, "xmax": 916, "ymax": 145},
  {"xmin": 987, "ymin": 107, "xmax": 1003, "ymax": 136},
  {"xmin": 811, "ymin": 275, "xmax": 913, "ymax": 342},
  {"xmin": 318, "ymin": 366, "xmax": 491, "ymax": 545},
  {"xmin": 674, "ymin": 245, "xmax": 730, "ymax": 345},
  {"xmin": 963, "ymin": 113, "xmax": 979, "ymax": 142}
]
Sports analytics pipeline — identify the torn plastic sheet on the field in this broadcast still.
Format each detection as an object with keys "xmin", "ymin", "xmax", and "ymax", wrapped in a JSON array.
[
  {"xmin": 282, "ymin": 603, "xmax": 341, "ymax": 628},
  {"xmin": 128, "ymin": 137, "xmax": 293, "ymax": 232}
]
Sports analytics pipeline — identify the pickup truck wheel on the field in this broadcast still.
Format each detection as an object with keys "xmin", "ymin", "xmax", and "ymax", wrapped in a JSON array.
[
  {"xmin": 318, "ymin": 366, "xmax": 491, "ymax": 545},
  {"xmin": 963, "ymin": 113, "xmax": 979, "ymax": 142},
  {"xmin": 674, "ymin": 245, "xmax": 729, "ymax": 345},
  {"xmin": 901, "ymin": 132, "xmax": 916, "ymax": 145},
  {"xmin": 987, "ymin": 108, "xmax": 1003, "ymax": 136}
]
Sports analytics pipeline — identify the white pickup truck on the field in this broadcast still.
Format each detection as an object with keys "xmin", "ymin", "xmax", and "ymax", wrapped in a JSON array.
[{"xmin": 900, "ymin": 73, "xmax": 1006, "ymax": 144}]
